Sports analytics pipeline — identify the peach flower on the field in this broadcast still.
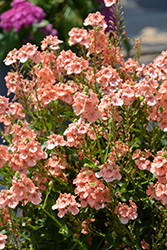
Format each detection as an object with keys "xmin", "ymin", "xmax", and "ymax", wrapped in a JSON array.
[
  {"xmin": 73, "ymin": 168, "xmax": 110, "ymax": 210},
  {"xmin": 95, "ymin": 161, "xmax": 122, "ymax": 182},
  {"xmin": 141, "ymin": 239, "xmax": 149, "ymax": 249},
  {"xmin": 84, "ymin": 11, "xmax": 107, "ymax": 29},
  {"xmin": 0, "ymin": 233, "xmax": 7, "ymax": 250},
  {"xmin": 103, "ymin": 0, "xmax": 117, "ymax": 7},
  {"xmin": 52, "ymin": 193, "xmax": 80, "ymax": 218},
  {"xmin": 3, "ymin": 48, "xmax": 17, "ymax": 65},
  {"xmin": 41, "ymin": 35, "xmax": 63, "ymax": 50},
  {"xmin": 0, "ymin": 145, "xmax": 8, "ymax": 168},
  {"xmin": 68, "ymin": 27, "xmax": 88, "ymax": 47},
  {"xmin": 115, "ymin": 200, "xmax": 138, "ymax": 224},
  {"xmin": 81, "ymin": 218, "xmax": 95, "ymax": 234}
]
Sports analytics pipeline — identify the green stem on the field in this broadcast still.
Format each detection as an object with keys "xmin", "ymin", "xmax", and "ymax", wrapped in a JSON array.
[
  {"xmin": 95, "ymin": 237, "xmax": 104, "ymax": 250},
  {"xmin": 42, "ymin": 208, "xmax": 62, "ymax": 229},
  {"xmin": 123, "ymin": 224, "xmax": 142, "ymax": 250},
  {"xmin": 9, "ymin": 210, "xmax": 22, "ymax": 250},
  {"xmin": 42, "ymin": 190, "xmax": 51, "ymax": 210},
  {"xmin": 93, "ymin": 125, "xmax": 103, "ymax": 163}
]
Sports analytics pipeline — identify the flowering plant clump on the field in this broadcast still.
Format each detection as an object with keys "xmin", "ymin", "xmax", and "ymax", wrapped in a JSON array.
[{"xmin": 1, "ymin": 0, "xmax": 167, "ymax": 249}]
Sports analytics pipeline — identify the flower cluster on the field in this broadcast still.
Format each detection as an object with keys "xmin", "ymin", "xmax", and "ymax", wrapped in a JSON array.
[
  {"xmin": 95, "ymin": 161, "xmax": 122, "ymax": 182},
  {"xmin": 52, "ymin": 193, "xmax": 80, "ymax": 218},
  {"xmin": 7, "ymin": 122, "xmax": 47, "ymax": 174},
  {"xmin": 114, "ymin": 200, "xmax": 138, "ymax": 224},
  {"xmin": 73, "ymin": 168, "xmax": 110, "ymax": 210},
  {"xmin": 81, "ymin": 218, "xmax": 95, "ymax": 234},
  {"xmin": 0, "ymin": 0, "xmax": 45, "ymax": 32},
  {"xmin": 44, "ymin": 154, "xmax": 67, "ymax": 182},
  {"xmin": 0, "ymin": 173, "xmax": 42, "ymax": 209},
  {"xmin": 73, "ymin": 89, "xmax": 101, "ymax": 123},
  {"xmin": 1, "ymin": 0, "xmax": 167, "ymax": 248},
  {"xmin": 68, "ymin": 27, "xmax": 88, "ymax": 47},
  {"xmin": 0, "ymin": 95, "xmax": 25, "ymax": 125}
]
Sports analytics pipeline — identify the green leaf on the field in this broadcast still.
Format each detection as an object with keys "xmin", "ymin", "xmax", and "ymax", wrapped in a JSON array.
[
  {"xmin": 46, "ymin": 119, "xmax": 53, "ymax": 130},
  {"xmin": 131, "ymin": 128, "xmax": 141, "ymax": 133},
  {"xmin": 105, "ymin": 234, "xmax": 114, "ymax": 246},
  {"xmin": 59, "ymin": 224, "xmax": 69, "ymax": 237},
  {"xmin": 66, "ymin": 241, "xmax": 78, "ymax": 250}
]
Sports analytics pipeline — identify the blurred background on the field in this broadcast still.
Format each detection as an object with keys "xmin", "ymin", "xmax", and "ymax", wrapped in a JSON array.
[{"xmin": 121, "ymin": 0, "xmax": 167, "ymax": 64}]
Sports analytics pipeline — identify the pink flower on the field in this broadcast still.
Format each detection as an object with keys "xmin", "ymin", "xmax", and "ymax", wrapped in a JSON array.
[
  {"xmin": 0, "ymin": 233, "xmax": 7, "ymax": 250},
  {"xmin": 47, "ymin": 134, "xmax": 66, "ymax": 149},
  {"xmin": 41, "ymin": 35, "xmax": 63, "ymax": 50},
  {"xmin": 28, "ymin": 189, "xmax": 42, "ymax": 205},
  {"xmin": 3, "ymin": 48, "xmax": 17, "ymax": 65},
  {"xmin": 103, "ymin": 0, "xmax": 117, "ymax": 7},
  {"xmin": 52, "ymin": 193, "xmax": 80, "ymax": 218},
  {"xmin": 95, "ymin": 161, "xmax": 122, "ymax": 182},
  {"xmin": 81, "ymin": 218, "xmax": 95, "ymax": 234},
  {"xmin": 73, "ymin": 168, "xmax": 110, "ymax": 210},
  {"xmin": 68, "ymin": 27, "xmax": 88, "ymax": 47},
  {"xmin": 17, "ymin": 43, "xmax": 40, "ymax": 63},
  {"xmin": 141, "ymin": 239, "xmax": 149, "ymax": 249},
  {"xmin": 115, "ymin": 200, "xmax": 138, "ymax": 224},
  {"xmin": 146, "ymin": 182, "xmax": 167, "ymax": 204},
  {"xmin": 0, "ymin": 145, "xmax": 8, "ymax": 168},
  {"xmin": 73, "ymin": 89, "xmax": 101, "ymax": 123},
  {"xmin": 84, "ymin": 11, "xmax": 107, "ymax": 29},
  {"xmin": 135, "ymin": 157, "xmax": 151, "ymax": 171}
]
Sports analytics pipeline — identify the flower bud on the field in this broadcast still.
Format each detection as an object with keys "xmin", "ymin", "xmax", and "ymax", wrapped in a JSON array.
[
  {"xmin": 15, "ymin": 171, "xmax": 21, "ymax": 181},
  {"xmin": 48, "ymin": 181, "xmax": 53, "ymax": 190},
  {"xmin": 108, "ymin": 118, "xmax": 113, "ymax": 125},
  {"xmin": 83, "ymin": 86, "xmax": 89, "ymax": 96}
]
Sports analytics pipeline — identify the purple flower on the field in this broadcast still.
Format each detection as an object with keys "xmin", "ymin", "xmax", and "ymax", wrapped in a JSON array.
[
  {"xmin": 40, "ymin": 24, "xmax": 58, "ymax": 36},
  {"xmin": 0, "ymin": 0, "xmax": 46, "ymax": 32},
  {"xmin": 11, "ymin": 0, "xmax": 25, "ymax": 7}
]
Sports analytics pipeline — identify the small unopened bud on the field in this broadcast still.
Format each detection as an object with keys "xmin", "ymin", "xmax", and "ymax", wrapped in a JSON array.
[
  {"xmin": 15, "ymin": 171, "xmax": 21, "ymax": 181},
  {"xmin": 50, "ymin": 61, "xmax": 54, "ymax": 67},
  {"xmin": 83, "ymin": 86, "xmax": 89, "ymax": 96},
  {"xmin": 48, "ymin": 181, "xmax": 53, "ymax": 190},
  {"xmin": 162, "ymin": 152, "xmax": 167, "ymax": 159},
  {"xmin": 25, "ymin": 137, "xmax": 30, "ymax": 143},
  {"xmin": 37, "ymin": 61, "xmax": 43, "ymax": 69},
  {"xmin": 158, "ymin": 106, "xmax": 165, "ymax": 112},
  {"xmin": 139, "ymin": 96, "xmax": 144, "ymax": 102},
  {"xmin": 73, "ymin": 233, "xmax": 79, "ymax": 241},
  {"xmin": 98, "ymin": 127, "xmax": 103, "ymax": 132},
  {"xmin": 17, "ymin": 120, "xmax": 23, "ymax": 126},
  {"xmin": 108, "ymin": 118, "xmax": 113, "ymax": 125},
  {"xmin": 84, "ymin": 163, "xmax": 90, "ymax": 168},
  {"xmin": 111, "ymin": 231, "xmax": 117, "ymax": 240}
]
